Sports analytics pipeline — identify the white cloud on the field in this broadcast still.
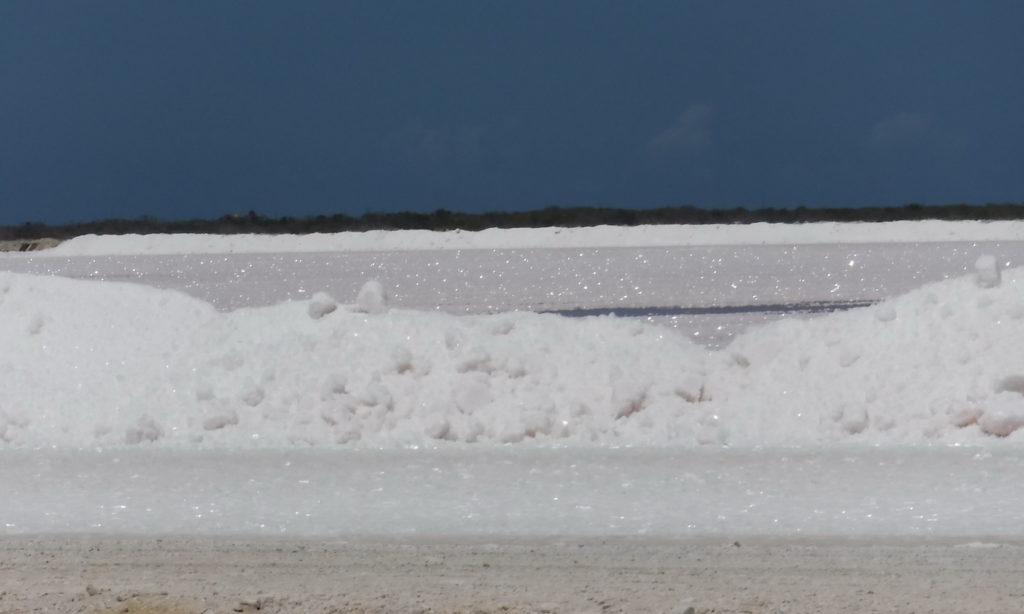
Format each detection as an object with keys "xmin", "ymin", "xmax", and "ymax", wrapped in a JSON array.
[{"xmin": 648, "ymin": 103, "xmax": 713, "ymax": 153}]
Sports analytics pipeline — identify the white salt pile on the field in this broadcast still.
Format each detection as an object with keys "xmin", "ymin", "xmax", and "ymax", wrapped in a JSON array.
[
  {"xmin": 35, "ymin": 220, "xmax": 1024, "ymax": 256},
  {"xmin": 2, "ymin": 260, "xmax": 1024, "ymax": 449}
]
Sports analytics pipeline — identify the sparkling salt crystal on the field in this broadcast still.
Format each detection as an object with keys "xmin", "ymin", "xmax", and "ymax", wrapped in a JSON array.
[{"xmin": 974, "ymin": 254, "xmax": 1001, "ymax": 288}]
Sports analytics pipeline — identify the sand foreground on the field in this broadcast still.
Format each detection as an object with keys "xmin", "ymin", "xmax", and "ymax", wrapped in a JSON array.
[{"xmin": 1, "ymin": 534, "xmax": 1023, "ymax": 613}]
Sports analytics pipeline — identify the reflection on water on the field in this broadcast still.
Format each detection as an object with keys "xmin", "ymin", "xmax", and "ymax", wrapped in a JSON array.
[{"xmin": 548, "ymin": 299, "xmax": 877, "ymax": 349}]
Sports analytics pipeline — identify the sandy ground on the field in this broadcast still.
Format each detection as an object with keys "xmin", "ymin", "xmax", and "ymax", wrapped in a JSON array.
[{"xmin": 2, "ymin": 535, "xmax": 1024, "ymax": 613}]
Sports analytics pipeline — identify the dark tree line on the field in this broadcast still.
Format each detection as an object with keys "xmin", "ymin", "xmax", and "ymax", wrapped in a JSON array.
[{"xmin": 4, "ymin": 203, "xmax": 1024, "ymax": 241}]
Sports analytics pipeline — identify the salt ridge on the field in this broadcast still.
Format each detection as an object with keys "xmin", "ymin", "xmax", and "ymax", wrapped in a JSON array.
[
  {"xmin": 3, "ymin": 260, "xmax": 1024, "ymax": 449},
  {"xmin": 35, "ymin": 220, "xmax": 1024, "ymax": 256}
]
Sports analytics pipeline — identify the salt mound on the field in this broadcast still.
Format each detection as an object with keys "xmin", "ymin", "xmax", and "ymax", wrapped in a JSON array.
[
  {"xmin": 39, "ymin": 221, "xmax": 1024, "ymax": 256},
  {"xmin": 2, "ymin": 264, "xmax": 1024, "ymax": 449},
  {"xmin": 307, "ymin": 292, "xmax": 338, "ymax": 320},
  {"xmin": 0, "ymin": 272, "xmax": 217, "ymax": 446},
  {"xmin": 0, "ymin": 272, "xmax": 706, "ymax": 448},
  {"xmin": 354, "ymin": 280, "xmax": 388, "ymax": 314},
  {"xmin": 975, "ymin": 254, "xmax": 1001, "ymax": 288},
  {"xmin": 704, "ymin": 265, "xmax": 1024, "ymax": 445}
]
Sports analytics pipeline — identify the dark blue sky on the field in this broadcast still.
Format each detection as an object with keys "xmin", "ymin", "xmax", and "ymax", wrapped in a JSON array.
[{"xmin": 3, "ymin": 1, "xmax": 1023, "ymax": 225}]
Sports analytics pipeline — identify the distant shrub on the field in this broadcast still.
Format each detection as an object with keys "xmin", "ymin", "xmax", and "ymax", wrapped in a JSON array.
[{"xmin": 4, "ymin": 202, "xmax": 1023, "ymax": 239}]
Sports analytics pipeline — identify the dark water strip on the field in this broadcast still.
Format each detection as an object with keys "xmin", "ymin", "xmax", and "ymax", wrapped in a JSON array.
[{"xmin": 543, "ymin": 299, "xmax": 877, "ymax": 318}]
